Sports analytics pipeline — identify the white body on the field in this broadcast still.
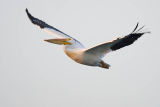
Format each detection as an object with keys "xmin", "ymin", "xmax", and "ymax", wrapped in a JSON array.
[{"xmin": 63, "ymin": 47, "xmax": 101, "ymax": 66}]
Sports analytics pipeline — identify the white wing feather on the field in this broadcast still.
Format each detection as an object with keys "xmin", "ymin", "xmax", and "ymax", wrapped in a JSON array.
[
  {"xmin": 84, "ymin": 23, "xmax": 149, "ymax": 58},
  {"xmin": 26, "ymin": 9, "xmax": 84, "ymax": 48}
]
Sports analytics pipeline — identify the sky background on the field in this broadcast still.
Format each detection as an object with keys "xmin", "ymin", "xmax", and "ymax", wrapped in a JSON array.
[{"xmin": 0, "ymin": 0, "xmax": 160, "ymax": 107}]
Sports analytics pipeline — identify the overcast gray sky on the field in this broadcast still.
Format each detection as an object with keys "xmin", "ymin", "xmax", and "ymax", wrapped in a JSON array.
[{"xmin": 0, "ymin": 0, "xmax": 160, "ymax": 107}]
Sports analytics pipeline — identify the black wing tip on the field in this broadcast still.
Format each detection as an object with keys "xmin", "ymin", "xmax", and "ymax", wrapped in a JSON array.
[
  {"xmin": 25, "ymin": 8, "xmax": 30, "ymax": 16},
  {"xmin": 111, "ymin": 23, "xmax": 150, "ymax": 51},
  {"xmin": 25, "ymin": 8, "xmax": 30, "ymax": 17},
  {"xmin": 25, "ymin": 8, "xmax": 28, "ymax": 13},
  {"xmin": 131, "ymin": 22, "xmax": 139, "ymax": 33},
  {"xmin": 131, "ymin": 22, "xmax": 151, "ymax": 34},
  {"xmin": 25, "ymin": 8, "xmax": 34, "ymax": 21},
  {"xmin": 25, "ymin": 8, "xmax": 50, "ymax": 29}
]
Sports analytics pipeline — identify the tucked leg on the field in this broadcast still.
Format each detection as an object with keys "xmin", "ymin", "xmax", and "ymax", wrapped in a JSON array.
[{"xmin": 100, "ymin": 61, "xmax": 110, "ymax": 69}]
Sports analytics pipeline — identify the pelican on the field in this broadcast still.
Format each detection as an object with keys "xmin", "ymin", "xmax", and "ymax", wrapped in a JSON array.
[{"xmin": 26, "ymin": 9, "xmax": 150, "ymax": 69}]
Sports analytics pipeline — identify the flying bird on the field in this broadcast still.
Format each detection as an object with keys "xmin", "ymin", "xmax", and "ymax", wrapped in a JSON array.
[{"xmin": 26, "ymin": 9, "xmax": 150, "ymax": 69}]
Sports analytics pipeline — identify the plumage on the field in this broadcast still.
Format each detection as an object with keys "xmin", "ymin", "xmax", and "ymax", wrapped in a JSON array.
[{"xmin": 26, "ymin": 8, "xmax": 150, "ymax": 69}]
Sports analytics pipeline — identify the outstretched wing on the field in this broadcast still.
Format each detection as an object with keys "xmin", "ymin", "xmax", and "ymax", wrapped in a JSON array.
[
  {"xmin": 26, "ymin": 8, "xmax": 84, "ymax": 48},
  {"xmin": 84, "ymin": 23, "xmax": 150, "ymax": 58}
]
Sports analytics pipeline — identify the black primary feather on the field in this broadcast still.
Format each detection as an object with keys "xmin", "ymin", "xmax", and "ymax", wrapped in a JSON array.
[
  {"xmin": 111, "ymin": 23, "xmax": 150, "ymax": 51},
  {"xmin": 25, "ymin": 8, "xmax": 69, "ymax": 36},
  {"xmin": 26, "ymin": 8, "xmax": 52, "ymax": 29},
  {"xmin": 111, "ymin": 33, "xmax": 144, "ymax": 50}
]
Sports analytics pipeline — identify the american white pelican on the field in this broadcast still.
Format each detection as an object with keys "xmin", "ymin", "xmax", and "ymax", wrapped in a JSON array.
[{"xmin": 26, "ymin": 9, "xmax": 150, "ymax": 69}]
